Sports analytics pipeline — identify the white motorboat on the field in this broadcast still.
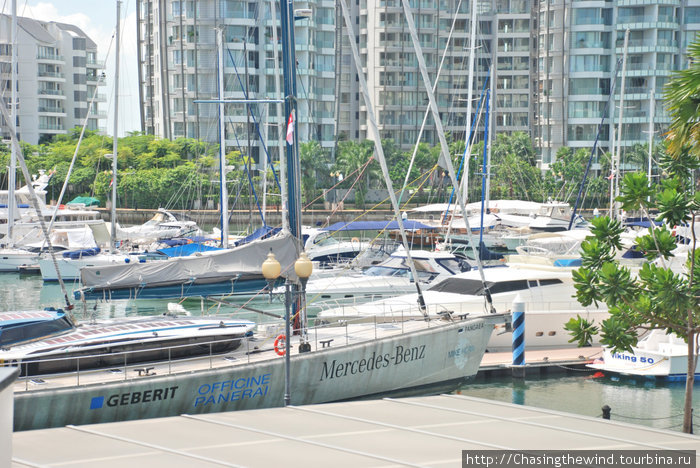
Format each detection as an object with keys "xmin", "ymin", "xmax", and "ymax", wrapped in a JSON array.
[
  {"xmin": 316, "ymin": 264, "xmax": 608, "ymax": 351},
  {"xmin": 117, "ymin": 208, "xmax": 201, "ymax": 243},
  {"xmin": 588, "ymin": 329, "xmax": 700, "ymax": 381},
  {"xmin": 298, "ymin": 249, "xmax": 469, "ymax": 304}
]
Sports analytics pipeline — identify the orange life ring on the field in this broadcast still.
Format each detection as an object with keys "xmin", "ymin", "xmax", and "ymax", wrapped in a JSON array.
[{"xmin": 274, "ymin": 334, "xmax": 286, "ymax": 356}]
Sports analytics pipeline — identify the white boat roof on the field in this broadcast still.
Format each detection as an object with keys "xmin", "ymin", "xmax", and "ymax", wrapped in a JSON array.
[
  {"xmin": 438, "ymin": 265, "xmax": 573, "ymax": 283},
  {"xmin": 388, "ymin": 250, "xmax": 456, "ymax": 260}
]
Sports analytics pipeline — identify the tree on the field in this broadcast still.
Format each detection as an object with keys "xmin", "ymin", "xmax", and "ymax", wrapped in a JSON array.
[
  {"xmin": 333, "ymin": 140, "xmax": 378, "ymax": 208},
  {"xmin": 299, "ymin": 141, "xmax": 331, "ymax": 207},
  {"xmin": 666, "ymin": 40, "xmax": 700, "ymax": 160},
  {"xmin": 489, "ymin": 132, "xmax": 544, "ymax": 201},
  {"xmin": 569, "ymin": 165, "xmax": 699, "ymax": 433}
]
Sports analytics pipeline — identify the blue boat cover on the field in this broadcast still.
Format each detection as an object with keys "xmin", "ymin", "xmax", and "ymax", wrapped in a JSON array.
[
  {"xmin": 322, "ymin": 220, "xmax": 437, "ymax": 232},
  {"xmin": 234, "ymin": 226, "xmax": 281, "ymax": 246},
  {"xmin": 62, "ymin": 247, "xmax": 101, "ymax": 259},
  {"xmin": 159, "ymin": 238, "xmax": 190, "ymax": 247},
  {"xmin": 156, "ymin": 243, "xmax": 222, "ymax": 257}
]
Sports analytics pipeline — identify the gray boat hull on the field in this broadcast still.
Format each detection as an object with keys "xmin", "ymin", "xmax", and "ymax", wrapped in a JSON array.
[{"xmin": 13, "ymin": 314, "xmax": 505, "ymax": 431}]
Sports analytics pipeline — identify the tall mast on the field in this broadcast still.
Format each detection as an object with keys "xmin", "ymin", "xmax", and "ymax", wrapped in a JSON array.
[
  {"xmin": 110, "ymin": 0, "xmax": 121, "ymax": 254},
  {"xmin": 217, "ymin": 28, "xmax": 229, "ymax": 248},
  {"xmin": 462, "ymin": 0, "xmax": 478, "ymax": 202},
  {"xmin": 613, "ymin": 29, "xmax": 629, "ymax": 221},
  {"xmin": 647, "ymin": 88, "xmax": 655, "ymax": 189},
  {"xmin": 270, "ymin": 0, "xmax": 287, "ymax": 232},
  {"xmin": 8, "ymin": 0, "xmax": 17, "ymax": 246}
]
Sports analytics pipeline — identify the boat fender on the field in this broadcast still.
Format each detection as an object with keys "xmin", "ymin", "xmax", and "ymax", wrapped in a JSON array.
[{"xmin": 274, "ymin": 334, "xmax": 286, "ymax": 356}]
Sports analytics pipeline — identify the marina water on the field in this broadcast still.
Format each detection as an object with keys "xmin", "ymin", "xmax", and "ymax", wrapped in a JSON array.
[{"xmin": 3, "ymin": 273, "xmax": 698, "ymax": 433}]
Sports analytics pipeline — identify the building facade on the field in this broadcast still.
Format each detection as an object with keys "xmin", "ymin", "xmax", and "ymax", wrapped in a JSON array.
[
  {"xmin": 135, "ymin": 0, "xmax": 700, "ymax": 169},
  {"xmin": 335, "ymin": 0, "xmax": 532, "ymax": 154},
  {"xmin": 136, "ymin": 0, "xmax": 336, "ymax": 168},
  {"xmin": 0, "ymin": 15, "xmax": 106, "ymax": 145},
  {"xmin": 534, "ymin": 0, "xmax": 700, "ymax": 166}
]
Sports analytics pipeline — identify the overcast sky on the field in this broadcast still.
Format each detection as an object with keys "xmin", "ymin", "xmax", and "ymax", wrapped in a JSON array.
[{"xmin": 2, "ymin": 0, "xmax": 141, "ymax": 136}]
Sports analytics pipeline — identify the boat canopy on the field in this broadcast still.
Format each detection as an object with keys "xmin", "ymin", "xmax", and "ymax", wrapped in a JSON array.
[{"xmin": 322, "ymin": 220, "xmax": 437, "ymax": 232}]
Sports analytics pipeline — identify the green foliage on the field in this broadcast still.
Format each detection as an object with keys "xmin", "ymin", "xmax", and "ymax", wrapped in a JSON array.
[
  {"xmin": 598, "ymin": 314, "xmax": 638, "ymax": 354},
  {"xmin": 299, "ymin": 141, "xmax": 331, "ymax": 206},
  {"xmin": 564, "ymin": 316, "xmax": 599, "ymax": 347},
  {"xmin": 635, "ymin": 227, "xmax": 678, "ymax": 260},
  {"xmin": 334, "ymin": 140, "xmax": 378, "ymax": 208}
]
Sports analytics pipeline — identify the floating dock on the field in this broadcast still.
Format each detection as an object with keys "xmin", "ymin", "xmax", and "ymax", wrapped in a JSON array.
[{"xmin": 11, "ymin": 393, "xmax": 699, "ymax": 467}]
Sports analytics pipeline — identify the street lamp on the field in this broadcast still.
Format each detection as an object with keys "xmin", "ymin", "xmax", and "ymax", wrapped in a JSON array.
[
  {"xmin": 260, "ymin": 250, "xmax": 314, "ymax": 406},
  {"xmin": 295, "ymin": 251, "xmax": 313, "ymax": 353}
]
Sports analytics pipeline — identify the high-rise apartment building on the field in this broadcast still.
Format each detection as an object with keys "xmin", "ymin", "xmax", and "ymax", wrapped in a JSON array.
[
  {"xmin": 534, "ymin": 0, "xmax": 700, "ymax": 166},
  {"xmin": 336, "ymin": 0, "xmax": 532, "ymax": 152},
  {"xmin": 0, "ymin": 15, "xmax": 106, "ymax": 145},
  {"xmin": 136, "ymin": 0, "xmax": 336, "ymax": 167}
]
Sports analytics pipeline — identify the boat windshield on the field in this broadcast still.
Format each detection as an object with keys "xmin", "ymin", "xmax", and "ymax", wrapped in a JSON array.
[
  {"xmin": 364, "ymin": 257, "xmax": 438, "ymax": 280},
  {"xmin": 312, "ymin": 233, "xmax": 340, "ymax": 247}
]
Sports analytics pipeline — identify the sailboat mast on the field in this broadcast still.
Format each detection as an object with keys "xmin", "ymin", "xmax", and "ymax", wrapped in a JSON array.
[
  {"xmin": 8, "ymin": 0, "xmax": 17, "ymax": 246},
  {"xmin": 280, "ymin": 0, "xmax": 301, "ymax": 242},
  {"xmin": 485, "ymin": 62, "xmax": 494, "ymax": 209},
  {"xmin": 110, "ymin": 0, "xmax": 121, "ymax": 254},
  {"xmin": 217, "ymin": 28, "xmax": 229, "ymax": 248},
  {"xmin": 462, "ymin": 0, "xmax": 478, "ymax": 202},
  {"xmin": 648, "ymin": 88, "xmax": 655, "ymax": 188},
  {"xmin": 270, "ymin": 0, "xmax": 288, "ymax": 233},
  {"xmin": 613, "ymin": 28, "xmax": 629, "ymax": 221}
]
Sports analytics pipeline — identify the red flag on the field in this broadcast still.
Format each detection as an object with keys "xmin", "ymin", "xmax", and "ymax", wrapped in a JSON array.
[{"xmin": 286, "ymin": 110, "xmax": 295, "ymax": 145}]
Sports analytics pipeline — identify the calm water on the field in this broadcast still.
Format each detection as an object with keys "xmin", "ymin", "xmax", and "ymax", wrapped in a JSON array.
[
  {"xmin": 2, "ymin": 272, "xmax": 699, "ymax": 434},
  {"xmin": 458, "ymin": 373, "xmax": 700, "ymax": 433}
]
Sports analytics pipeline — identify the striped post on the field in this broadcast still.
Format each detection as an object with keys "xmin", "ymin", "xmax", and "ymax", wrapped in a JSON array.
[{"xmin": 512, "ymin": 294, "xmax": 525, "ymax": 378}]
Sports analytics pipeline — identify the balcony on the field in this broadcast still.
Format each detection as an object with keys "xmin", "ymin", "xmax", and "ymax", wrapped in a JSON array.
[
  {"xmin": 617, "ymin": 0, "xmax": 678, "ymax": 5},
  {"xmin": 38, "ymin": 123, "xmax": 64, "ymax": 131},
  {"xmin": 38, "ymin": 106, "xmax": 65, "ymax": 114},
  {"xmin": 37, "ymin": 53, "xmax": 63, "ymax": 61},
  {"xmin": 38, "ymin": 71, "xmax": 65, "ymax": 79},
  {"xmin": 38, "ymin": 89, "xmax": 64, "ymax": 97}
]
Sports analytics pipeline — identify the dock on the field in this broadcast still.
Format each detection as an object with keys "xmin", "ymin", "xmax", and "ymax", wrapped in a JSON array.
[
  {"xmin": 478, "ymin": 346, "xmax": 603, "ymax": 376},
  {"xmin": 11, "ymin": 394, "xmax": 699, "ymax": 467}
]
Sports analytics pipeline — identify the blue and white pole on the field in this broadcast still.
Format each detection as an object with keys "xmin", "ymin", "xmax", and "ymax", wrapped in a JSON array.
[{"xmin": 511, "ymin": 294, "xmax": 526, "ymax": 378}]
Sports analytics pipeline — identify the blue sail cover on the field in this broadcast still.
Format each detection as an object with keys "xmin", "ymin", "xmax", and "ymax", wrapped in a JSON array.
[
  {"xmin": 156, "ymin": 243, "xmax": 222, "ymax": 258},
  {"xmin": 322, "ymin": 220, "xmax": 437, "ymax": 232}
]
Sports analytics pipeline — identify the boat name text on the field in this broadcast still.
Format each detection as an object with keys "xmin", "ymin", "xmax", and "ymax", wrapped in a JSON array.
[
  {"xmin": 320, "ymin": 345, "xmax": 426, "ymax": 381},
  {"xmin": 194, "ymin": 373, "xmax": 271, "ymax": 407},
  {"xmin": 89, "ymin": 386, "xmax": 179, "ymax": 410},
  {"xmin": 611, "ymin": 352, "xmax": 655, "ymax": 364}
]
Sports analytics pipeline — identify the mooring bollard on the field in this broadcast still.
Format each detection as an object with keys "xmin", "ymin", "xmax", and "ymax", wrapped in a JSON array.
[
  {"xmin": 602, "ymin": 405, "xmax": 611, "ymax": 420},
  {"xmin": 511, "ymin": 294, "xmax": 525, "ymax": 378}
]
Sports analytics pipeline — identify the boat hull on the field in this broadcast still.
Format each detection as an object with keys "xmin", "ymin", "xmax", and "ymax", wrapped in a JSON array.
[{"xmin": 12, "ymin": 314, "xmax": 504, "ymax": 431}]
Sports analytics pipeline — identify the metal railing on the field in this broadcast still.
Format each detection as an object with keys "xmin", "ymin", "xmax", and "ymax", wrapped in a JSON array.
[{"xmin": 8, "ymin": 316, "xmax": 449, "ymax": 392}]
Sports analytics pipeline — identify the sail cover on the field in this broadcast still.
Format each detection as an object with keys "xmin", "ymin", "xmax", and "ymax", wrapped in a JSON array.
[{"xmin": 80, "ymin": 232, "xmax": 300, "ymax": 289}]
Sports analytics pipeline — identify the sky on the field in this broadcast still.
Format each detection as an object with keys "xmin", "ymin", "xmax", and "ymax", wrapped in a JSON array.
[{"xmin": 2, "ymin": 0, "xmax": 141, "ymax": 136}]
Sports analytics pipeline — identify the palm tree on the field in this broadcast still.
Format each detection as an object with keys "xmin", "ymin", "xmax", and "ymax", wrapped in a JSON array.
[
  {"xmin": 299, "ymin": 141, "xmax": 330, "ymax": 206},
  {"xmin": 333, "ymin": 140, "xmax": 378, "ymax": 208},
  {"xmin": 666, "ymin": 40, "xmax": 700, "ymax": 159}
]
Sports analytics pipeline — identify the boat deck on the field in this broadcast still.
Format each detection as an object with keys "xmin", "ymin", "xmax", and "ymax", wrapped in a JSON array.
[
  {"xmin": 12, "ymin": 394, "xmax": 699, "ymax": 467},
  {"xmin": 9, "ymin": 318, "xmax": 465, "ymax": 393}
]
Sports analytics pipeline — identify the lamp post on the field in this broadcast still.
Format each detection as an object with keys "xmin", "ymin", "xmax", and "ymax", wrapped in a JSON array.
[
  {"xmin": 295, "ymin": 252, "xmax": 313, "ymax": 353},
  {"xmin": 261, "ymin": 250, "xmax": 313, "ymax": 405}
]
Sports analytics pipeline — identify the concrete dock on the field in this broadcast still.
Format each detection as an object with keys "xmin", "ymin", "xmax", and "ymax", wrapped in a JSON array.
[{"xmin": 11, "ymin": 394, "xmax": 699, "ymax": 467}]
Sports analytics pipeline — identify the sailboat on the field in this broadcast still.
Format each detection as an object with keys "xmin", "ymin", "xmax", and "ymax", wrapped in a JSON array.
[{"xmin": 7, "ymin": 0, "xmax": 507, "ymax": 431}]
